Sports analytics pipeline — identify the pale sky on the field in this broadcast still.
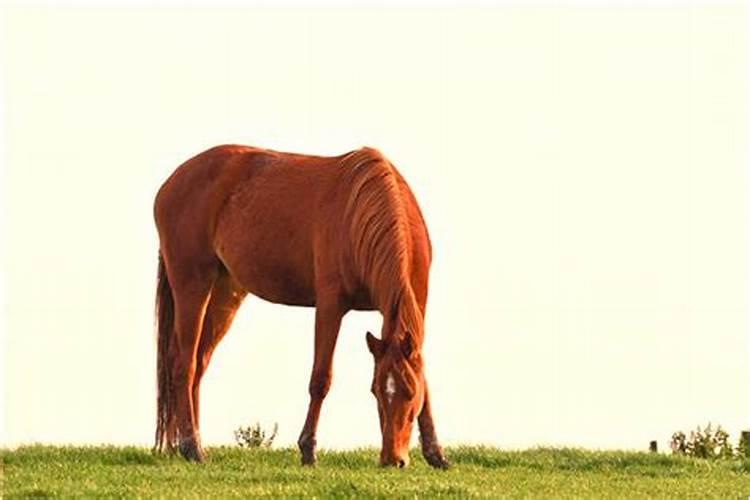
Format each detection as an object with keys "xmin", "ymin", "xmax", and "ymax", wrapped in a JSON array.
[{"xmin": 1, "ymin": 4, "xmax": 748, "ymax": 452}]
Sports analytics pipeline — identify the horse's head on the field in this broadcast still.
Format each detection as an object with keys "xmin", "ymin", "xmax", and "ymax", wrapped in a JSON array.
[{"xmin": 365, "ymin": 331, "xmax": 424, "ymax": 468}]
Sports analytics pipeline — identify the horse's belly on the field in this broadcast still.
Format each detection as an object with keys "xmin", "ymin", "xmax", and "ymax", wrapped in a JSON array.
[
  {"xmin": 217, "ymin": 240, "xmax": 316, "ymax": 306},
  {"xmin": 214, "ymin": 210, "xmax": 317, "ymax": 307},
  {"xmin": 238, "ymin": 266, "xmax": 316, "ymax": 307}
]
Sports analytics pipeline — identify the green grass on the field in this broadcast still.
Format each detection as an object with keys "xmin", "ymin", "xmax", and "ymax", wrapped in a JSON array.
[{"xmin": 2, "ymin": 445, "xmax": 749, "ymax": 498}]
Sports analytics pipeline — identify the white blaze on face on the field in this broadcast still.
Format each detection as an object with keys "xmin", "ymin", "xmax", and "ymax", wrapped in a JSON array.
[{"xmin": 385, "ymin": 372, "xmax": 396, "ymax": 404}]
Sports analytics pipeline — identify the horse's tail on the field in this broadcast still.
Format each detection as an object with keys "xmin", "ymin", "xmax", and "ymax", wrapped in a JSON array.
[{"xmin": 154, "ymin": 251, "xmax": 176, "ymax": 453}]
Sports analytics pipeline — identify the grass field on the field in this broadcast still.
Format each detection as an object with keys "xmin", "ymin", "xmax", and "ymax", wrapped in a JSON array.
[{"xmin": 2, "ymin": 445, "xmax": 750, "ymax": 498}]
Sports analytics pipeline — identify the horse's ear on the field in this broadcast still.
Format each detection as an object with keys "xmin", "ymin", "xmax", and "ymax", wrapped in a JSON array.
[
  {"xmin": 401, "ymin": 334, "xmax": 414, "ymax": 360},
  {"xmin": 366, "ymin": 331, "xmax": 384, "ymax": 358}
]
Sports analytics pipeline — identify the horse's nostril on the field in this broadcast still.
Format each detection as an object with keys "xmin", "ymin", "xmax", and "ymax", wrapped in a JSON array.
[{"xmin": 398, "ymin": 459, "xmax": 406, "ymax": 468}]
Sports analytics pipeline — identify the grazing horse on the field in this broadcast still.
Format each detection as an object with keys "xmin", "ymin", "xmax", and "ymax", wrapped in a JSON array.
[{"xmin": 153, "ymin": 145, "xmax": 447, "ymax": 468}]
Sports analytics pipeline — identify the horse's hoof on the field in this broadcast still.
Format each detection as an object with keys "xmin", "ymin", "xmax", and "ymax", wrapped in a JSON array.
[
  {"xmin": 300, "ymin": 448, "xmax": 317, "ymax": 466},
  {"xmin": 423, "ymin": 449, "xmax": 450, "ymax": 470},
  {"xmin": 298, "ymin": 434, "xmax": 317, "ymax": 466},
  {"xmin": 179, "ymin": 439, "xmax": 205, "ymax": 463}
]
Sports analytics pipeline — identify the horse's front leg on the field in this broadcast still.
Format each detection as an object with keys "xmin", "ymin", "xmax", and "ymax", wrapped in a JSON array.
[
  {"xmin": 298, "ymin": 296, "xmax": 345, "ymax": 465},
  {"xmin": 418, "ymin": 379, "xmax": 449, "ymax": 469}
]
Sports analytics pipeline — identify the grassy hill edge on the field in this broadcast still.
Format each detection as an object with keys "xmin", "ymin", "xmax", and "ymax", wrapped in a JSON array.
[{"xmin": 3, "ymin": 445, "xmax": 750, "ymax": 497}]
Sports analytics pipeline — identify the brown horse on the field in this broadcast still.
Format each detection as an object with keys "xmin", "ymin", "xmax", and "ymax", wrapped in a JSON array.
[{"xmin": 153, "ymin": 145, "xmax": 447, "ymax": 468}]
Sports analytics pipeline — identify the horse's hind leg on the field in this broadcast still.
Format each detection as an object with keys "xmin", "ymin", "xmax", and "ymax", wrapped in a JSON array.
[
  {"xmin": 192, "ymin": 268, "xmax": 246, "ymax": 430},
  {"xmin": 166, "ymin": 258, "xmax": 218, "ymax": 462}
]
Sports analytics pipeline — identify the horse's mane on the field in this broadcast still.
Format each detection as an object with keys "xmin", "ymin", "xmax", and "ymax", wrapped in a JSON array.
[{"xmin": 342, "ymin": 148, "xmax": 424, "ymax": 350}]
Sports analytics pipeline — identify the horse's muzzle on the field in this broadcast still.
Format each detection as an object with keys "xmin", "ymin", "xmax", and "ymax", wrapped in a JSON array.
[{"xmin": 380, "ymin": 452, "xmax": 410, "ymax": 468}]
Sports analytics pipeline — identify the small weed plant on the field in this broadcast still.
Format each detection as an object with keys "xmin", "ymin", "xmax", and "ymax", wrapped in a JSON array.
[
  {"xmin": 670, "ymin": 424, "xmax": 742, "ymax": 459},
  {"xmin": 234, "ymin": 422, "xmax": 278, "ymax": 449}
]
